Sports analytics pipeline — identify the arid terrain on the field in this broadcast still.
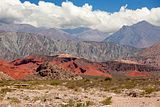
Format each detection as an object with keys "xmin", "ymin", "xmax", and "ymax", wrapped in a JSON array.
[
  {"xmin": 0, "ymin": 5, "xmax": 160, "ymax": 107},
  {"xmin": 0, "ymin": 52, "xmax": 160, "ymax": 107},
  {"xmin": 0, "ymin": 78, "xmax": 160, "ymax": 107}
]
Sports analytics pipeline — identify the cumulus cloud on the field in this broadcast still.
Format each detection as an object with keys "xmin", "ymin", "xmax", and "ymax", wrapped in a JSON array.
[{"xmin": 0, "ymin": 0, "xmax": 160, "ymax": 33}]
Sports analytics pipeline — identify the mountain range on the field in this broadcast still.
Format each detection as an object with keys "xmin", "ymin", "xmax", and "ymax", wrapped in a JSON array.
[
  {"xmin": 0, "ymin": 31, "xmax": 136, "ymax": 61},
  {"xmin": 0, "ymin": 23, "xmax": 73, "ymax": 40},
  {"xmin": 105, "ymin": 21, "xmax": 160, "ymax": 48},
  {"xmin": 0, "ymin": 23, "xmax": 108, "ymax": 42},
  {"xmin": 1, "ymin": 20, "xmax": 160, "ymax": 48},
  {"xmin": 0, "ymin": 20, "xmax": 160, "ymax": 62},
  {"xmin": 0, "ymin": 20, "xmax": 160, "ymax": 79}
]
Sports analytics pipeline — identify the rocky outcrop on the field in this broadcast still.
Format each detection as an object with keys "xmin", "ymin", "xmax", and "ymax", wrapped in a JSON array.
[
  {"xmin": 34, "ymin": 62, "xmax": 82, "ymax": 80},
  {"xmin": 101, "ymin": 61, "xmax": 160, "ymax": 72},
  {"xmin": 0, "ymin": 55, "xmax": 111, "ymax": 80}
]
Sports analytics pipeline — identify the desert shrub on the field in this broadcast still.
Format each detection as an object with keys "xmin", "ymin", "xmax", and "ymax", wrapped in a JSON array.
[
  {"xmin": 105, "ymin": 77, "xmax": 112, "ymax": 81},
  {"xmin": 143, "ymin": 86, "xmax": 157, "ymax": 94},
  {"xmin": 61, "ymin": 99, "xmax": 83, "ymax": 107},
  {"xmin": 0, "ymin": 87, "xmax": 15, "ymax": 98},
  {"xmin": 121, "ymin": 80, "xmax": 136, "ymax": 89},
  {"xmin": 0, "ymin": 81, "xmax": 12, "ymax": 87},
  {"xmin": 7, "ymin": 97, "xmax": 20, "ymax": 104},
  {"xmin": 85, "ymin": 101, "xmax": 94, "ymax": 106},
  {"xmin": 23, "ymin": 96, "xmax": 30, "ymax": 101},
  {"xmin": 50, "ymin": 80, "xmax": 62, "ymax": 86},
  {"xmin": 61, "ymin": 99, "xmax": 93, "ymax": 107},
  {"xmin": 65, "ymin": 79, "xmax": 91, "ymax": 90},
  {"xmin": 0, "ymin": 87, "xmax": 15, "ymax": 100},
  {"xmin": 0, "ymin": 87, "xmax": 13, "ymax": 94},
  {"xmin": 101, "ymin": 97, "xmax": 112, "ymax": 105},
  {"xmin": 33, "ymin": 96, "xmax": 47, "ymax": 102}
]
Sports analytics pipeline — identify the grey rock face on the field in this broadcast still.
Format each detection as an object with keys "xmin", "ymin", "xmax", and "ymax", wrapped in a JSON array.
[
  {"xmin": 0, "ymin": 31, "xmax": 136, "ymax": 61},
  {"xmin": 105, "ymin": 21, "xmax": 160, "ymax": 48}
]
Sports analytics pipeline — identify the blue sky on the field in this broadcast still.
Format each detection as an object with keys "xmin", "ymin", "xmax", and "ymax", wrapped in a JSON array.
[{"xmin": 20, "ymin": 0, "xmax": 160, "ymax": 12}]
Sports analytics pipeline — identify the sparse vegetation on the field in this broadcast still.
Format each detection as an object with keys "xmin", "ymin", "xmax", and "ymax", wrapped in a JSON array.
[
  {"xmin": 23, "ymin": 96, "xmax": 30, "ymax": 101},
  {"xmin": 0, "ymin": 87, "xmax": 13, "ymax": 95},
  {"xmin": 7, "ymin": 97, "xmax": 20, "ymax": 104},
  {"xmin": 143, "ymin": 86, "xmax": 157, "ymax": 94},
  {"xmin": 33, "ymin": 96, "xmax": 47, "ymax": 102},
  {"xmin": 101, "ymin": 97, "xmax": 112, "ymax": 105},
  {"xmin": 0, "ymin": 77, "xmax": 159, "ymax": 101},
  {"xmin": 61, "ymin": 99, "xmax": 93, "ymax": 107},
  {"xmin": 0, "ymin": 87, "xmax": 15, "ymax": 99},
  {"xmin": 50, "ymin": 80, "xmax": 62, "ymax": 86},
  {"xmin": 0, "ymin": 87, "xmax": 13, "ymax": 100},
  {"xmin": 0, "ymin": 77, "xmax": 159, "ymax": 106},
  {"xmin": 85, "ymin": 101, "xmax": 94, "ymax": 106}
]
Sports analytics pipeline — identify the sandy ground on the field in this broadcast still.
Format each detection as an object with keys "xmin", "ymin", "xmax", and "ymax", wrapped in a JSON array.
[
  {"xmin": 111, "ymin": 96, "xmax": 160, "ymax": 107},
  {"xmin": 0, "ymin": 86, "xmax": 160, "ymax": 107}
]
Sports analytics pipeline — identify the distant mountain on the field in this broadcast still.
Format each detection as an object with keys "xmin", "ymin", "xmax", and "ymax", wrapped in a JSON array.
[
  {"xmin": 104, "ymin": 21, "xmax": 160, "ymax": 48},
  {"xmin": 0, "ymin": 23, "xmax": 73, "ymax": 40},
  {"xmin": 0, "ymin": 31, "xmax": 137, "ymax": 61},
  {"xmin": 0, "ymin": 23, "xmax": 109, "ymax": 42},
  {"xmin": 76, "ymin": 29, "xmax": 109, "ymax": 42},
  {"xmin": 62, "ymin": 27, "xmax": 91, "ymax": 34},
  {"xmin": 62, "ymin": 27, "xmax": 109, "ymax": 42}
]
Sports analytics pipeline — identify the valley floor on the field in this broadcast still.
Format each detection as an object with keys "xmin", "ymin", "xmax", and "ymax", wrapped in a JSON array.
[
  {"xmin": 0, "ymin": 86, "xmax": 160, "ymax": 107},
  {"xmin": 0, "ymin": 79, "xmax": 160, "ymax": 107}
]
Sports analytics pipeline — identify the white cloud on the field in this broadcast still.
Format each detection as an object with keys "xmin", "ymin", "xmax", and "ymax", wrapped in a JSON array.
[{"xmin": 0, "ymin": 0, "xmax": 160, "ymax": 33}]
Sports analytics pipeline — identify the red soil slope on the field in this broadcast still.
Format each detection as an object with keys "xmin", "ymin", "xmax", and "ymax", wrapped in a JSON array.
[
  {"xmin": 127, "ymin": 71, "xmax": 150, "ymax": 77},
  {"xmin": 0, "ymin": 54, "xmax": 159, "ymax": 80},
  {"xmin": 0, "ymin": 55, "xmax": 111, "ymax": 79},
  {"xmin": 51, "ymin": 57, "xmax": 111, "ymax": 78},
  {"xmin": 0, "ymin": 59, "xmax": 37, "ymax": 79}
]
